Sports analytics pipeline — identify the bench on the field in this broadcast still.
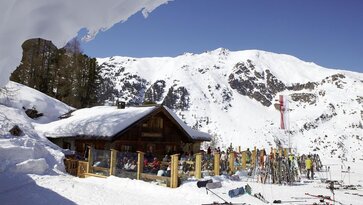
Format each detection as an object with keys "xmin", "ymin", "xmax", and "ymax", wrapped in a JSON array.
[
  {"xmin": 84, "ymin": 173, "xmax": 108, "ymax": 178},
  {"xmin": 140, "ymin": 173, "xmax": 171, "ymax": 187},
  {"xmin": 90, "ymin": 166, "xmax": 110, "ymax": 176}
]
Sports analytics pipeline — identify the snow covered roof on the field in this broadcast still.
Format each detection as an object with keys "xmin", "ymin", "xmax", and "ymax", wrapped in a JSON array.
[{"xmin": 35, "ymin": 105, "xmax": 211, "ymax": 141}]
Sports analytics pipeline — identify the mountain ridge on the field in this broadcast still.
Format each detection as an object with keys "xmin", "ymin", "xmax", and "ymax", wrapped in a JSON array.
[{"xmin": 98, "ymin": 48, "xmax": 363, "ymax": 160}]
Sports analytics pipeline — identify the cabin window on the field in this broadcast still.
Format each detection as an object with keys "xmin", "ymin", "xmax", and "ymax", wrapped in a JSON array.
[
  {"xmin": 84, "ymin": 144, "xmax": 90, "ymax": 159},
  {"xmin": 142, "ymin": 117, "xmax": 163, "ymax": 129},
  {"xmin": 121, "ymin": 145, "xmax": 132, "ymax": 152},
  {"xmin": 165, "ymin": 145, "xmax": 176, "ymax": 154},
  {"xmin": 62, "ymin": 141, "xmax": 71, "ymax": 150},
  {"xmin": 94, "ymin": 143, "xmax": 105, "ymax": 150},
  {"xmin": 146, "ymin": 144, "xmax": 156, "ymax": 153}
]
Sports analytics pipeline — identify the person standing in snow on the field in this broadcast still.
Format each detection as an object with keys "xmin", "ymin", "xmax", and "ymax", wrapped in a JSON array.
[
  {"xmin": 305, "ymin": 155, "xmax": 313, "ymax": 179},
  {"xmin": 207, "ymin": 146, "xmax": 212, "ymax": 155},
  {"xmin": 259, "ymin": 149, "xmax": 266, "ymax": 168},
  {"xmin": 269, "ymin": 149, "xmax": 275, "ymax": 183},
  {"xmin": 220, "ymin": 151, "xmax": 227, "ymax": 172},
  {"xmin": 246, "ymin": 148, "xmax": 252, "ymax": 164}
]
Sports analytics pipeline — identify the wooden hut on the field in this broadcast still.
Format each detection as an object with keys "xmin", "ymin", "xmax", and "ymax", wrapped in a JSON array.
[{"xmin": 38, "ymin": 105, "xmax": 211, "ymax": 158}]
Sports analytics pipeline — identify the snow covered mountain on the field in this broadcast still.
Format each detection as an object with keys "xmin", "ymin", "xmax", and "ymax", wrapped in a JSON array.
[
  {"xmin": 97, "ymin": 48, "xmax": 363, "ymax": 160},
  {"xmin": 0, "ymin": 82, "xmax": 362, "ymax": 205},
  {"xmin": 0, "ymin": 51, "xmax": 362, "ymax": 205}
]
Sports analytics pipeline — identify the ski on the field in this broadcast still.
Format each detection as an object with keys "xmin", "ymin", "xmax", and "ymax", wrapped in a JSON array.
[
  {"xmin": 291, "ymin": 196, "xmax": 315, "ymax": 199},
  {"xmin": 244, "ymin": 184, "xmax": 269, "ymax": 203},
  {"xmin": 201, "ymin": 203, "xmax": 249, "ymax": 205},
  {"xmin": 272, "ymin": 199, "xmax": 307, "ymax": 204},
  {"xmin": 253, "ymin": 193, "xmax": 269, "ymax": 204},
  {"xmin": 305, "ymin": 193, "xmax": 345, "ymax": 205},
  {"xmin": 344, "ymin": 192, "xmax": 363, "ymax": 197}
]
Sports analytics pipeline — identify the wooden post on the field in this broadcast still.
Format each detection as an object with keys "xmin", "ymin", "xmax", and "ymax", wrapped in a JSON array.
[
  {"xmin": 195, "ymin": 153, "xmax": 202, "ymax": 179},
  {"xmin": 252, "ymin": 147, "xmax": 257, "ymax": 167},
  {"xmin": 110, "ymin": 149, "xmax": 117, "ymax": 176},
  {"xmin": 228, "ymin": 152, "xmax": 235, "ymax": 174},
  {"xmin": 214, "ymin": 153, "xmax": 220, "ymax": 176},
  {"xmin": 137, "ymin": 151, "xmax": 144, "ymax": 180},
  {"xmin": 170, "ymin": 154, "xmax": 179, "ymax": 188},
  {"xmin": 238, "ymin": 146, "xmax": 241, "ymax": 153},
  {"xmin": 87, "ymin": 146, "xmax": 93, "ymax": 174},
  {"xmin": 241, "ymin": 151, "xmax": 247, "ymax": 170}
]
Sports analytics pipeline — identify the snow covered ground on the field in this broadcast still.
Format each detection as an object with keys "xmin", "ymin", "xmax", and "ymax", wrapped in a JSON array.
[{"xmin": 0, "ymin": 160, "xmax": 362, "ymax": 205}]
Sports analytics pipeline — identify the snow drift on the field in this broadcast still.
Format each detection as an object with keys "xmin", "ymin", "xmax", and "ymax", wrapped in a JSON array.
[{"xmin": 0, "ymin": 82, "xmax": 73, "ymax": 175}]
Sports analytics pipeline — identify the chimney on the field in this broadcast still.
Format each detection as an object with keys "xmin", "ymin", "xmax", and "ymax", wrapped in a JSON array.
[{"xmin": 116, "ymin": 101, "xmax": 126, "ymax": 109}]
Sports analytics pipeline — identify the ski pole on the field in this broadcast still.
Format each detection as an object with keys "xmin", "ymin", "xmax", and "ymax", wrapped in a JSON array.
[
  {"xmin": 273, "ymin": 199, "xmax": 307, "ymax": 203},
  {"xmin": 348, "ymin": 166, "xmax": 350, "ymax": 185},
  {"xmin": 206, "ymin": 187, "xmax": 230, "ymax": 204},
  {"xmin": 291, "ymin": 197, "xmax": 315, "ymax": 199}
]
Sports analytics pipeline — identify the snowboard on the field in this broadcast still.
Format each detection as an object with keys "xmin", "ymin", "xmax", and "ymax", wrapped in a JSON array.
[
  {"xmin": 293, "ymin": 158, "xmax": 301, "ymax": 181},
  {"xmin": 197, "ymin": 179, "xmax": 213, "ymax": 188},
  {"xmin": 228, "ymin": 187, "xmax": 245, "ymax": 198},
  {"xmin": 206, "ymin": 182, "xmax": 222, "ymax": 189},
  {"xmin": 245, "ymin": 184, "xmax": 252, "ymax": 195},
  {"xmin": 229, "ymin": 175, "xmax": 240, "ymax": 181}
]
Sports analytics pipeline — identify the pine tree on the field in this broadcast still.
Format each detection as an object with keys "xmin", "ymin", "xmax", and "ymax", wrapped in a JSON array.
[{"xmin": 10, "ymin": 38, "xmax": 104, "ymax": 108}]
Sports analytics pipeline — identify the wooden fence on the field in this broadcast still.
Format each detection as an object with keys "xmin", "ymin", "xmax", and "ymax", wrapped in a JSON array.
[
  {"xmin": 64, "ymin": 159, "xmax": 89, "ymax": 178},
  {"xmin": 64, "ymin": 146, "xmax": 291, "ymax": 188}
]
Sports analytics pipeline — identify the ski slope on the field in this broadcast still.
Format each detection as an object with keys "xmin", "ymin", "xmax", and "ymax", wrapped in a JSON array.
[
  {"xmin": 98, "ymin": 48, "xmax": 363, "ymax": 160},
  {"xmin": 1, "ymin": 160, "xmax": 362, "ymax": 205}
]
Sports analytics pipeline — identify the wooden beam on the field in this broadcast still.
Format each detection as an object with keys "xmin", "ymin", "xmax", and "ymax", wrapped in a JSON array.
[
  {"xmin": 140, "ymin": 173, "xmax": 171, "ymax": 185},
  {"xmin": 110, "ymin": 149, "xmax": 117, "ymax": 176},
  {"xmin": 137, "ymin": 151, "xmax": 144, "ymax": 180},
  {"xmin": 77, "ymin": 161, "xmax": 88, "ymax": 178},
  {"xmin": 87, "ymin": 146, "xmax": 93, "ymax": 174},
  {"xmin": 241, "ymin": 151, "xmax": 246, "ymax": 170},
  {"xmin": 251, "ymin": 147, "xmax": 257, "ymax": 168},
  {"xmin": 84, "ymin": 173, "xmax": 107, "ymax": 178},
  {"xmin": 195, "ymin": 153, "xmax": 202, "ymax": 179},
  {"xmin": 228, "ymin": 152, "xmax": 235, "ymax": 175},
  {"xmin": 214, "ymin": 153, "xmax": 220, "ymax": 176},
  {"xmin": 171, "ymin": 154, "xmax": 179, "ymax": 188}
]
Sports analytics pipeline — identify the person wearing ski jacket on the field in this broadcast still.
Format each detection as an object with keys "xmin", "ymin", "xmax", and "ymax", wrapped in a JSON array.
[
  {"xmin": 305, "ymin": 155, "xmax": 313, "ymax": 179},
  {"xmin": 246, "ymin": 148, "xmax": 251, "ymax": 164}
]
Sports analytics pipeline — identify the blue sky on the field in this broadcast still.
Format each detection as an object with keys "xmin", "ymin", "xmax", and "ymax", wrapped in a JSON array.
[{"xmin": 80, "ymin": 0, "xmax": 363, "ymax": 72}]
